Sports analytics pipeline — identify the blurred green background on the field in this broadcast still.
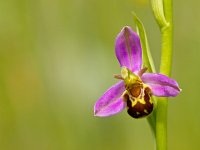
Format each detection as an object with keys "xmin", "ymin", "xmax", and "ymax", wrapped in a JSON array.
[{"xmin": 0, "ymin": 0, "xmax": 199, "ymax": 149}]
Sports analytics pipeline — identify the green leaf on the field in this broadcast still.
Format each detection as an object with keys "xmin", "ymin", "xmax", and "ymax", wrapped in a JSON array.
[{"xmin": 133, "ymin": 14, "xmax": 156, "ymax": 73}]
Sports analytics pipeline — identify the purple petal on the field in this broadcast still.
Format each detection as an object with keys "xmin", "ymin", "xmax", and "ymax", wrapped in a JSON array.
[
  {"xmin": 115, "ymin": 26, "xmax": 142, "ymax": 72},
  {"xmin": 141, "ymin": 73, "xmax": 181, "ymax": 97},
  {"xmin": 94, "ymin": 81, "xmax": 126, "ymax": 117}
]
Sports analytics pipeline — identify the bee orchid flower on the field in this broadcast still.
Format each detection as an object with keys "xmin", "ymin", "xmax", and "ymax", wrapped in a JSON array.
[{"xmin": 94, "ymin": 26, "xmax": 181, "ymax": 118}]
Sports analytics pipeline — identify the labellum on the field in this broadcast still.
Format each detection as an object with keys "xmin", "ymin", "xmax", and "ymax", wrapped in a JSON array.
[
  {"xmin": 124, "ymin": 83, "xmax": 153, "ymax": 118},
  {"xmin": 115, "ymin": 67, "xmax": 154, "ymax": 118}
]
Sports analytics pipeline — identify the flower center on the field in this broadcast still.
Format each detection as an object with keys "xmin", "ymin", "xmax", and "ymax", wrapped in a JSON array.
[{"xmin": 114, "ymin": 67, "xmax": 154, "ymax": 118}]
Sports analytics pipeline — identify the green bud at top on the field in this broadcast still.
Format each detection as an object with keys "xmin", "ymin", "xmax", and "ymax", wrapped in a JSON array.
[{"xmin": 151, "ymin": 0, "xmax": 169, "ymax": 30}]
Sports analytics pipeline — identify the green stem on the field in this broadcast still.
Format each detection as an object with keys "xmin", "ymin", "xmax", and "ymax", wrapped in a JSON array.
[
  {"xmin": 156, "ymin": 0, "xmax": 173, "ymax": 150},
  {"xmin": 160, "ymin": 0, "xmax": 173, "ymax": 76}
]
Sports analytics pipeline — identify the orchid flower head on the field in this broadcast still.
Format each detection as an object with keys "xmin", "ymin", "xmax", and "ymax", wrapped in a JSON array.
[{"xmin": 94, "ymin": 26, "xmax": 181, "ymax": 118}]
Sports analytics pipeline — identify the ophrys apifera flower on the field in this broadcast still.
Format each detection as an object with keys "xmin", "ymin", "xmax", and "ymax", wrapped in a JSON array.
[{"xmin": 94, "ymin": 26, "xmax": 181, "ymax": 118}]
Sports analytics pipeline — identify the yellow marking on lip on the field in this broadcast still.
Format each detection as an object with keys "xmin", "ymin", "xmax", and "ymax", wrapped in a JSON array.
[
  {"xmin": 144, "ymin": 109, "xmax": 148, "ymax": 114},
  {"xmin": 149, "ymin": 98, "xmax": 153, "ymax": 104},
  {"xmin": 130, "ymin": 97, "xmax": 146, "ymax": 107},
  {"xmin": 136, "ymin": 112, "xmax": 140, "ymax": 115},
  {"xmin": 130, "ymin": 99, "xmax": 137, "ymax": 107},
  {"xmin": 138, "ymin": 98, "xmax": 146, "ymax": 104}
]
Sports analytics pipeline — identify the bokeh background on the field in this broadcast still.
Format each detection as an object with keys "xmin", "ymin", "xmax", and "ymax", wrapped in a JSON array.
[{"xmin": 0, "ymin": 0, "xmax": 199, "ymax": 149}]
